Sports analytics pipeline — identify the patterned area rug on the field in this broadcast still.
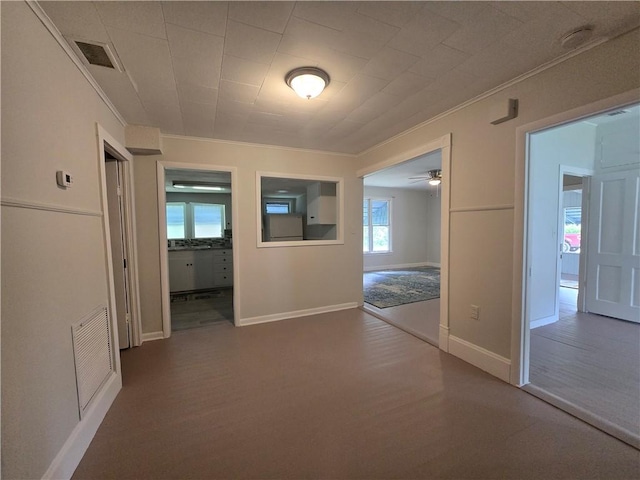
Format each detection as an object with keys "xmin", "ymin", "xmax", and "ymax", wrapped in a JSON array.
[{"xmin": 364, "ymin": 267, "xmax": 440, "ymax": 309}]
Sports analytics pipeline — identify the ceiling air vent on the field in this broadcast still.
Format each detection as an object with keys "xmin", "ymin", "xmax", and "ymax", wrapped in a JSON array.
[
  {"xmin": 69, "ymin": 38, "xmax": 123, "ymax": 72},
  {"xmin": 607, "ymin": 110, "xmax": 628, "ymax": 117}
]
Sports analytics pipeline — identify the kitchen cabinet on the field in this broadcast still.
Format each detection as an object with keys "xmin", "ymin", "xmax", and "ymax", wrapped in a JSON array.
[
  {"xmin": 213, "ymin": 249, "xmax": 233, "ymax": 286},
  {"xmin": 169, "ymin": 249, "xmax": 233, "ymax": 292},
  {"xmin": 307, "ymin": 182, "xmax": 336, "ymax": 225}
]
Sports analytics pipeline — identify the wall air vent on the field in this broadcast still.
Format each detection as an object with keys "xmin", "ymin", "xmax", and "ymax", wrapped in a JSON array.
[{"xmin": 68, "ymin": 38, "xmax": 123, "ymax": 72}]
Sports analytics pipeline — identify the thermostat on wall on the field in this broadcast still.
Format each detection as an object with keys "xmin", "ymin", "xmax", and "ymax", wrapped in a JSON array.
[{"xmin": 56, "ymin": 170, "xmax": 73, "ymax": 188}]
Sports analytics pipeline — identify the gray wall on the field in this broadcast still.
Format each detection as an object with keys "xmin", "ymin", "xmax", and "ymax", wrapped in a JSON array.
[
  {"xmin": 1, "ymin": 2, "xmax": 125, "ymax": 478},
  {"xmin": 363, "ymin": 186, "xmax": 441, "ymax": 270}
]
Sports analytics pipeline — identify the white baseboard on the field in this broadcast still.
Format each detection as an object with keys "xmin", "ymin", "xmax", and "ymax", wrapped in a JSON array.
[
  {"xmin": 141, "ymin": 331, "xmax": 165, "ymax": 342},
  {"xmin": 363, "ymin": 261, "xmax": 439, "ymax": 272},
  {"xmin": 239, "ymin": 302, "xmax": 358, "ymax": 326},
  {"xmin": 438, "ymin": 325, "xmax": 450, "ymax": 352},
  {"xmin": 530, "ymin": 314, "xmax": 558, "ymax": 329},
  {"xmin": 42, "ymin": 372, "xmax": 122, "ymax": 480},
  {"xmin": 448, "ymin": 335, "xmax": 511, "ymax": 382}
]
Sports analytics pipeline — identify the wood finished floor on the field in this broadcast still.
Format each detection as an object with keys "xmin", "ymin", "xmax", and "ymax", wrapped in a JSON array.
[
  {"xmin": 73, "ymin": 309, "xmax": 639, "ymax": 479},
  {"xmin": 363, "ymin": 298, "xmax": 439, "ymax": 347},
  {"xmin": 529, "ymin": 287, "xmax": 640, "ymax": 445}
]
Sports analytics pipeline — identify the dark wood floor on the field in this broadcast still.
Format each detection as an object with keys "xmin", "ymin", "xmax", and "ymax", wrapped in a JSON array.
[
  {"xmin": 529, "ymin": 287, "xmax": 640, "ymax": 447},
  {"xmin": 73, "ymin": 309, "xmax": 639, "ymax": 479}
]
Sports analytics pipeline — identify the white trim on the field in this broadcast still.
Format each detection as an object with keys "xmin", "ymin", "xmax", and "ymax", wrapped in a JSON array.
[
  {"xmin": 450, "ymin": 204, "xmax": 514, "ymax": 213},
  {"xmin": 42, "ymin": 372, "xmax": 121, "ymax": 480},
  {"xmin": 448, "ymin": 335, "xmax": 511, "ymax": 383},
  {"xmin": 27, "ymin": 2, "xmax": 127, "ymax": 128},
  {"xmin": 363, "ymin": 262, "xmax": 438, "ymax": 272},
  {"xmin": 438, "ymin": 325, "xmax": 450, "ymax": 352},
  {"xmin": 141, "ymin": 331, "xmax": 165, "ymax": 343},
  {"xmin": 97, "ymin": 124, "xmax": 142, "ymax": 349},
  {"xmin": 157, "ymin": 161, "xmax": 241, "ymax": 334},
  {"xmin": 358, "ymin": 38, "xmax": 610, "ymax": 157},
  {"xmin": 239, "ymin": 302, "xmax": 358, "ymax": 327},
  {"xmin": 1, "ymin": 197, "xmax": 102, "ymax": 217},
  {"xmin": 256, "ymin": 171, "xmax": 345, "ymax": 247},
  {"xmin": 529, "ymin": 314, "xmax": 558, "ymax": 330},
  {"xmin": 357, "ymin": 135, "xmax": 450, "ymax": 178},
  {"xmin": 161, "ymin": 133, "xmax": 357, "ymax": 158},
  {"xmin": 512, "ymin": 89, "xmax": 640, "ymax": 387}
]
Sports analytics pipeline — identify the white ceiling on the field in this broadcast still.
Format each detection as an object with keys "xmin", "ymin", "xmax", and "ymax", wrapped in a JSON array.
[
  {"xmin": 41, "ymin": 1, "xmax": 640, "ymax": 155},
  {"xmin": 364, "ymin": 150, "xmax": 442, "ymax": 190}
]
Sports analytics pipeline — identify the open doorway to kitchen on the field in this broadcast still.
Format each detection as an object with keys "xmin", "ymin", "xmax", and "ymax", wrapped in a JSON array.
[
  {"xmin": 357, "ymin": 134, "xmax": 451, "ymax": 349},
  {"xmin": 157, "ymin": 163, "xmax": 239, "ymax": 336},
  {"xmin": 523, "ymin": 102, "xmax": 640, "ymax": 448}
]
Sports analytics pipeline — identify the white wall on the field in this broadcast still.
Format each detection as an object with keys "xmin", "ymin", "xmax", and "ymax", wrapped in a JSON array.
[
  {"xmin": 363, "ymin": 186, "xmax": 440, "ymax": 270},
  {"xmin": 528, "ymin": 123, "xmax": 596, "ymax": 324},
  {"xmin": 1, "ymin": 2, "xmax": 125, "ymax": 478},
  {"xmin": 134, "ymin": 136, "xmax": 363, "ymax": 334},
  {"xmin": 357, "ymin": 28, "xmax": 640, "ymax": 361}
]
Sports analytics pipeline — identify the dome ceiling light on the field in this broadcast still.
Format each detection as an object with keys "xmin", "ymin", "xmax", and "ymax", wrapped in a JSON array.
[{"xmin": 285, "ymin": 67, "xmax": 330, "ymax": 99}]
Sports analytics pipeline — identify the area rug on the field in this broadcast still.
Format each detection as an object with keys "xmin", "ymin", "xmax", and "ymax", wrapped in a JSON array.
[{"xmin": 364, "ymin": 267, "xmax": 440, "ymax": 309}]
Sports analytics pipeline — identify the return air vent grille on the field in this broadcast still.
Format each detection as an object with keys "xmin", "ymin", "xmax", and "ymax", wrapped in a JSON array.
[
  {"xmin": 71, "ymin": 306, "xmax": 114, "ymax": 419},
  {"xmin": 75, "ymin": 41, "xmax": 114, "ymax": 68}
]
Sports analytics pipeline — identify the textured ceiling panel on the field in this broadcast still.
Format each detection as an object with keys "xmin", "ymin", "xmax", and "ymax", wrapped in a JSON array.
[{"xmin": 40, "ymin": 1, "xmax": 640, "ymax": 154}]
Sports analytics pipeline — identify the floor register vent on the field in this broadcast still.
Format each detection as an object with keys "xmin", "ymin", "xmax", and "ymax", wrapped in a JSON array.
[{"xmin": 71, "ymin": 306, "xmax": 114, "ymax": 419}]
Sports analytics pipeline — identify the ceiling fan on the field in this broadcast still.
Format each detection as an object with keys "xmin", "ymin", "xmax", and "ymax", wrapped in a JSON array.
[{"xmin": 409, "ymin": 169, "xmax": 442, "ymax": 186}]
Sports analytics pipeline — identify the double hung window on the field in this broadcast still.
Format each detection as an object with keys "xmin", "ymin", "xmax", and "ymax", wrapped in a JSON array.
[{"xmin": 363, "ymin": 198, "xmax": 391, "ymax": 253}]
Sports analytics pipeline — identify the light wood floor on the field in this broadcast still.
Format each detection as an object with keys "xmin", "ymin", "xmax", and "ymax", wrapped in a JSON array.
[
  {"xmin": 363, "ymin": 298, "xmax": 439, "ymax": 346},
  {"xmin": 72, "ymin": 309, "xmax": 639, "ymax": 479},
  {"xmin": 529, "ymin": 287, "xmax": 640, "ymax": 448}
]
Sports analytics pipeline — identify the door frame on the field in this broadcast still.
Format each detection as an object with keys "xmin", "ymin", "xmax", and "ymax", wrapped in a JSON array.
[
  {"xmin": 512, "ymin": 89, "xmax": 639, "ymax": 386},
  {"xmin": 356, "ymin": 133, "xmax": 452, "ymax": 351},
  {"xmin": 157, "ymin": 161, "xmax": 240, "ymax": 337},
  {"xmin": 555, "ymin": 166, "xmax": 593, "ymax": 319},
  {"xmin": 96, "ymin": 124, "xmax": 143, "ymax": 348}
]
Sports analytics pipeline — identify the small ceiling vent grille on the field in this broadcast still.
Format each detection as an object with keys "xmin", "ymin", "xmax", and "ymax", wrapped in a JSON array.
[
  {"xmin": 68, "ymin": 38, "xmax": 123, "ymax": 72},
  {"xmin": 607, "ymin": 110, "xmax": 628, "ymax": 117},
  {"xmin": 75, "ymin": 41, "xmax": 114, "ymax": 68}
]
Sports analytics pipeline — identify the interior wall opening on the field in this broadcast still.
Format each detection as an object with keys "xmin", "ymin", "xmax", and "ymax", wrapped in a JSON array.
[
  {"xmin": 361, "ymin": 150, "xmax": 443, "ymax": 347},
  {"xmin": 158, "ymin": 165, "xmax": 237, "ymax": 335},
  {"xmin": 523, "ymin": 102, "xmax": 640, "ymax": 448}
]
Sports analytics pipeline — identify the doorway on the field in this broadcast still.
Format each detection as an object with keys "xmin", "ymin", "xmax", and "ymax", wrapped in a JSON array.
[
  {"xmin": 98, "ymin": 126, "xmax": 142, "ymax": 350},
  {"xmin": 357, "ymin": 134, "xmax": 452, "ymax": 351},
  {"xmin": 522, "ymin": 102, "xmax": 640, "ymax": 448},
  {"xmin": 157, "ymin": 163, "xmax": 239, "ymax": 337}
]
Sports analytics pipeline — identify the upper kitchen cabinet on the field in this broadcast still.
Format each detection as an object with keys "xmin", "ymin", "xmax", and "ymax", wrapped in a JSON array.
[
  {"xmin": 257, "ymin": 172, "xmax": 344, "ymax": 247},
  {"xmin": 307, "ymin": 182, "xmax": 336, "ymax": 225}
]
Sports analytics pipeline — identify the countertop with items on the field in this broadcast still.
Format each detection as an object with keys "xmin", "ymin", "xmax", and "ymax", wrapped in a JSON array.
[{"xmin": 168, "ymin": 238, "xmax": 231, "ymax": 251}]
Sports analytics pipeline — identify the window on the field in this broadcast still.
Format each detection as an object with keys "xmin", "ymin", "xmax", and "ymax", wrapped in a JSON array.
[
  {"xmin": 363, "ymin": 198, "xmax": 390, "ymax": 253},
  {"xmin": 166, "ymin": 202, "xmax": 225, "ymax": 239},
  {"xmin": 193, "ymin": 203, "xmax": 225, "ymax": 238},
  {"xmin": 167, "ymin": 203, "xmax": 186, "ymax": 239},
  {"xmin": 265, "ymin": 202, "xmax": 291, "ymax": 214}
]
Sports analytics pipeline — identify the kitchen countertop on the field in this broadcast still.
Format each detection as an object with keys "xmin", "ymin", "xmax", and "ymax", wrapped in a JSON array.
[{"xmin": 168, "ymin": 245, "xmax": 231, "ymax": 251}]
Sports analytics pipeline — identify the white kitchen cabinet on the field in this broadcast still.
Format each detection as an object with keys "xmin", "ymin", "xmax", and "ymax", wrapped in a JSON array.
[
  {"xmin": 307, "ymin": 182, "xmax": 337, "ymax": 225},
  {"xmin": 169, "ymin": 250, "xmax": 215, "ymax": 292},
  {"xmin": 213, "ymin": 250, "xmax": 233, "ymax": 286},
  {"xmin": 169, "ymin": 249, "xmax": 233, "ymax": 292}
]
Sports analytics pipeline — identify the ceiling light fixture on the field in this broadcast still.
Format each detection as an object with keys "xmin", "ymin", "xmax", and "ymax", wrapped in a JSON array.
[
  {"xmin": 560, "ymin": 26, "xmax": 593, "ymax": 49},
  {"xmin": 428, "ymin": 169, "xmax": 442, "ymax": 186},
  {"xmin": 285, "ymin": 67, "xmax": 330, "ymax": 99},
  {"xmin": 173, "ymin": 181, "xmax": 226, "ymax": 191}
]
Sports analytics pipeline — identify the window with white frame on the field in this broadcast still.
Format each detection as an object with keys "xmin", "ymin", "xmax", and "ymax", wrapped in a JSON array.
[
  {"xmin": 363, "ymin": 198, "xmax": 391, "ymax": 253},
  {"xmin": 166, "ymin": 202, "xmax": 225, "ymax": 239}
]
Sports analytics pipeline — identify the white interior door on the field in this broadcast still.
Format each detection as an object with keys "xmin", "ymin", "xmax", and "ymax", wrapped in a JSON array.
[
  {"xmin": 105, "ymin": 160, "xmax": 131, "ymax": 347},
  {"xmin": 586, "ymin": 171, "xmax": 640, "ymax": 322}
]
